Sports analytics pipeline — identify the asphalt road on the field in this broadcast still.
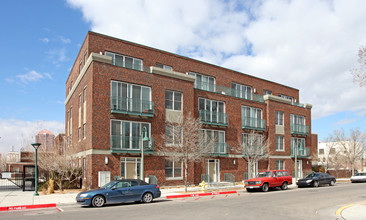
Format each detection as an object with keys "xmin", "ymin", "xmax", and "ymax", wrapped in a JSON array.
[{"xmin": 2, "ymin": 182, "xmax": 366, "ymax": 220}]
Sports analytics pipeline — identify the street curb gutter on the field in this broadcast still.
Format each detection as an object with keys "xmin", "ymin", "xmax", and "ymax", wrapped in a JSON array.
[
  {"xmin": 166, "ymin": 191, "xmax": 237, "ymax": 199},
  {"xmin": 0, "ymin": 203, "xmax": 56, "ymax": 212}
]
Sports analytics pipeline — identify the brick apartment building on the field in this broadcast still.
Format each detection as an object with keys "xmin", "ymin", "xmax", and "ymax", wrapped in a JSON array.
[{"xmin": 65, "ymin": 31, "xmax": 317, "ymax": 189}]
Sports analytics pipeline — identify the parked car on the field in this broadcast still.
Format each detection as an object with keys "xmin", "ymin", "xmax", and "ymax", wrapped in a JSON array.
[
  {"xmin": 296, "ymin": 172, "xmax": 336, "ymax": 187},
  {"xmin": 244, "ymin": 170, "xmax": 292, "ymax": 192},
  {"xmin": 76, "ymin": 179, "xmax": 161, "ymax": 207},
  {"xmin": 351, "ymin": 172, "xmax": 366, "ymax": 183}
]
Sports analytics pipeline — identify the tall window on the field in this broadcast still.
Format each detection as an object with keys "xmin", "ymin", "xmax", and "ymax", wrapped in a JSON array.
[
  {"xmin": 275, "ymin": 136, "xmax": 284, "ymax": 151},
  {"xmin": 276, "ymin": 160, "xmax": 285, "ymax": 170},
  {"xmin": 242, "ymin": 106, "xmax": 263, "ymax": 128},
  {"xmin": 111, "ymin": 120, "xmax": 151, "ymax": 150},
  {"xmin": 200, "ymin": 129, "xmax": 226, "ymax": 153},
  {"xmin": 111, "ymin": 81, "xmax": 151, "ymax": 113},
  {"xmin": 105, "ymin": 51, "xmax": 143, "ymax": 71},
  {"xmin": 242, "ymin": 133, "xmax": 263, "ymax": 146},
  {"xmin": 83, "ymin": 87, "xmax": 86, "ymax": 139},
  {"xmin": 291, "ymin": 114, "xmax": 305, "ymax": 125},
  {"xmin": 156, "ymin": 63, "xmax": 173, "ymax": 71},
  {"xmin": 165, "ymin": 90, "xmax": 182, "ymax": 111},
  {"xmin": 232, "ymin": 82, "xmax": 252, "ymax": 100},
  {"xmin": 291, "ymin": 137, "xmax": 306, "ymax": 155},
  {"xmin": 165, "ymin": 124, "xmax": 182, "ymax": 145},
  {"xmin": 189, "ymin": 72, "xmax": 215, "ymax": 92},
  {"xmin": 198, "ymin": 98, "xmax": 225, "ymax": 124},
  {"xmin": 275, "ymin": 111, "xmax": 284, "ymax": 125}
]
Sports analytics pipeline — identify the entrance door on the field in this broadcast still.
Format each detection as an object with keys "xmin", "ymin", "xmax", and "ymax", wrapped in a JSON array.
[
  {"xmin": 206, "ymin": 159, "xmax": 220, "ymax": 183},
  {"xmin": 297, "ymin": 160, "xmax": 303, "ymax": 178},
  {"xmin": 121, "ymin": 158, "xmax": 141, "ymax": 179}
]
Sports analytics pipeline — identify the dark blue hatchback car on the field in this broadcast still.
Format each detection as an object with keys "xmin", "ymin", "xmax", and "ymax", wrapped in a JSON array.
[{"xmin": 76, "ymin": 179, "xmax": 161, "ymax": 207}]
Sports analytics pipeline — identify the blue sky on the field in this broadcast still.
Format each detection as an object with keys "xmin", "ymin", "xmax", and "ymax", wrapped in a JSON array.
[{"xmin": 0, "ymin": 0, "xmax": 366, "ymax": 155}]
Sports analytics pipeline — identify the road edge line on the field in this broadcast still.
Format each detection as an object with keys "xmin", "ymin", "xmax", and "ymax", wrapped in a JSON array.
[{"xmin": 0, "ymin": 203, "xmax": 57, "ymax": 212}]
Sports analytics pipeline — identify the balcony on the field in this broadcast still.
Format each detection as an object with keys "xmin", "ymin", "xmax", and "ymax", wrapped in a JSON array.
[
  {"xmin": 207, "ymin": 143, "xmax": 229, "ymax": 156},
  {"xmin": 199, "ymin": 110, "xmax": 228, "ymax": 127},
  {"xmin": 291, "ymin": 145, "xmax": 310, "ymax": 158},
  {"xmin": 111, "ymin": 97, "xmax": 154, "ymax": 117},
  {"xmin": 242, "ymin": 117, "xmax": 266, "ymax": 131},
  {"xmin": 291, "ymin": 124, "xmax": 309, "ymax": 135},
  {"xmin": 111, "ymin": 135, "xmax": 154, "ymax": 153},
  {"xmin": 193, "ymin": 82, "xmax": 264, "ymax": 103}
]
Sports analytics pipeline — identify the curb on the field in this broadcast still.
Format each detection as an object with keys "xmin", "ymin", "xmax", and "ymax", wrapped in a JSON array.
[
  {"xmin": 0, "ymin": 203, "xmax": 56, "ymax": 212},
  {"xmin": 166, "ymin": 190, "xmax": 237, "ymax": 199}
]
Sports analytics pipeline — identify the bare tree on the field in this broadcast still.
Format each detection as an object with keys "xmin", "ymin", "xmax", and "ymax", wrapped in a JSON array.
[
  {"xmin": 314, "ymin": 139, "xmax": 338, "ymax": 173},
  {"xmin": 334, "ymin": 128, "xmax": 366, "ymax": 175},
  {"xmin": 161, "ymin": 112, "xmax": 214, "ymax": 192},
  {"xmin": 0, "ymin": 155, "xmax": 6, "ymax": 171},
  {"xmin": 351, "ymin": 45, "xmax": 366, "ymax": 87},
  {"xmin": 38, "ymin": 141, "xmax": 82, "ymax": 191},
  {"xmin": 241, "ymin": 131, "xmax": 270, "ymax": 179}
]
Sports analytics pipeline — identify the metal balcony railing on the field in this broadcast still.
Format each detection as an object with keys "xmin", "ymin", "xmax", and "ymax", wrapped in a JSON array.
[
  {"xmin": 111, "ymin": 97, "xmax": 154, "ymax": 117},
  {"xmin": 111, "ymin": 135, "xmax": 154, "ymax": 153},
  {"xmin": 242, "ymin": 117, "xmax": 266, "ymax": 131},
  {"xmin": 291, "ymin": 145, "xmax": 310, "ymax": 158},
  {"xmin": 206, "ymin": 143, "xmax": 229, "ymax": 155},
  {"xmin": 198, "ymin": 110, "xmax": 228, "ymax": 126},
  {"xmin": 193, "ymin": 82, "xmax": 264, "ymax": 103},
  {"xmin": 290, "ymin": 124, "xmax": 309, "ymax": 135}
]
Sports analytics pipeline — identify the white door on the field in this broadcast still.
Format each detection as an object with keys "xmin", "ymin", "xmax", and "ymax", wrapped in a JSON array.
[
  {"xmin": 121, "ymin": 158, "xmax": 141, "ymax": 179},
  {"xmin": 297, "ymin": 160, "xmax": 303, "ymax": 178},
  {"xmin": 98, "ymin": 171, "xmax": 111, "ymax": 187},
  {"xmin": 207, "ymin": 159, "xmax": 220, "ymax": 183}
]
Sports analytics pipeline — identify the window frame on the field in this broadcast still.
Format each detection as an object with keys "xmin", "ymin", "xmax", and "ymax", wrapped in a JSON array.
[
  {"xmin": 165, "ymin": 90, "xmax": 182, "ymax": 111},
  {"xmin": 165, "ymin": 159, "xmax": 183, "ymax": 180},
  {"xmin": 275, "ymin": 135, "xmax": 285, "ymax": 151},
  {"xmin": 275, "ymin": 111, "xmax": 284, "ymax": 126},
  {"xmin": 276, "ymin": 160, "xmax": 285, "ymax": 170}
]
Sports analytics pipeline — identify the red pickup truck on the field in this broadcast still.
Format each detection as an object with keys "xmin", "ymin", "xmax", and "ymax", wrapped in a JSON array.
[{"xmin": 244, "ymin": 170, "xmax": 292, "ymax": 192}]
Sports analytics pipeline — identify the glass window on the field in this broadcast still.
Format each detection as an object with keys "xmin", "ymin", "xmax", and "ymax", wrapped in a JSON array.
[
  {"xmin": 190, "ymin": 72, "xmax": 215, "ymax": 92},
  {"xmin": 165, "ymin": 159, "xmax": 182, "ymax": 179},
  {"xmin": 232, "ymin": 82, "xmax": 252, "ymax": 100},
  {"xmin": 165, "ymin": 90, "xmax": 182, "ymax": 111},
  {"xmin": 263, "ymin": 90, "xmax": 272, "ymax": 95},
  {"xmin": 276, "ymin": 160, "xmax": 285, "ymax": 170},
  {"xmin": 165, "ymin": 124, "xmax": 182, "ymax": 145},
  {"xmin": 275, "ymin": 111, "xmax": 284, "ymax": 125},
  {"xmin": 275, "ymin": 136, "xmax": 284, "ymax": 151},
  {"xmin": 106, "ymin": 51, "xmax": 143, "ymax": 71},
  {"xmin": 156, "ymin": 63, "xmax": 173, "ymax": 71}
]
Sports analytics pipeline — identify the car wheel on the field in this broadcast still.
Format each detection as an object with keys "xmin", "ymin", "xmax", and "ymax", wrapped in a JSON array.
[
  {"xmin": 261, "ymin": 183, "xmax": 269, "ymax": 192},
  {"xmin": 329, "ymin": 180, "xmax": 335, "ymax": 186},
  {"xmin": 281, "ymin": 182, "xmax": 288, "ymax": 190},
  {"xmin": 92, "ymin": 195, "xmax": 105, "ymax": 207},
  {"xmin": 313, "ymin": 181, "xmax": 319, "ymax": 187},
  {"xmin": 142, "ymin": 192, "xmax": 153, "ymax": 203}
]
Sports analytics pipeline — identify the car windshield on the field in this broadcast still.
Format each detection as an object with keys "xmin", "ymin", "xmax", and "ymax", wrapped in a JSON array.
[
  {"xmin": 257, "ymin": 172, "xmax": 272, "ymax": 177},
  {"xmin": 305, "ymin": 173, "xmax": 319, "ymax": 178},
  {"xmin": 100, "ymin": 181, "xmax": 118, "ymax": 189}
]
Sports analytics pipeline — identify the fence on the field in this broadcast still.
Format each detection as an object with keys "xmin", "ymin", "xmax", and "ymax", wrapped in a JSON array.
[{"xmin": 223, "ymin": 173, "xmax": 235, "ymax": 186}]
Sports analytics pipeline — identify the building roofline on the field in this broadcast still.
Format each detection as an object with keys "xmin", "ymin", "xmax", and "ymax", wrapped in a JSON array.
[{"xmin": 87, "ymin": 31, "xmax": 299, "ymax": 91}]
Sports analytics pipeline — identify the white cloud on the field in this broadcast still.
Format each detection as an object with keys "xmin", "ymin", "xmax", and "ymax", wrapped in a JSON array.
[
  {"xmin": 16, "ymin": 70, "xmax": 44, "ymax": 84},
  {"xmin": 66, "ymin": 0, "xmax": 366, "ymax": 119},
  {"xmin": 41, "ymin": 37, "xmax": 50, "ymax": 43},
  {"xmin": 46, "ymin": 48, "xmax": 69, "ymax": 65},
  {"xmin": 0, "ymin": 119, "xmax": 64, "ymax": 156},
  {"xmin": 14, "ymin": 70, "xmax": 52, "ymax": 84},
  {"xmin": 333, "ymin": 118, "xmax": 357, "ymax": 126},
  {"xmin": 58, "ymin": 35, "xmax": 71, "ymax": 44}
]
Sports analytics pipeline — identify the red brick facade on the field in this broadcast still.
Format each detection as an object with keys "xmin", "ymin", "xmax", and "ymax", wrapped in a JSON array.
[{"xmin": 65, "ymin": 31, "xmax": 317, "ymax": 189}]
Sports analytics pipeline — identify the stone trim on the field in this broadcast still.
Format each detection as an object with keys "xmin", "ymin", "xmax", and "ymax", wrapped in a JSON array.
[{"xmin": 150, "ymin": 66, "xmax": 196, "ymax": 82}]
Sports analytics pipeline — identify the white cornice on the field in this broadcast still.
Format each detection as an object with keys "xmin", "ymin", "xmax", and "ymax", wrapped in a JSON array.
[{"xmin": 150, "ymin": 66, "xmax": 196, "ymax": 82}]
